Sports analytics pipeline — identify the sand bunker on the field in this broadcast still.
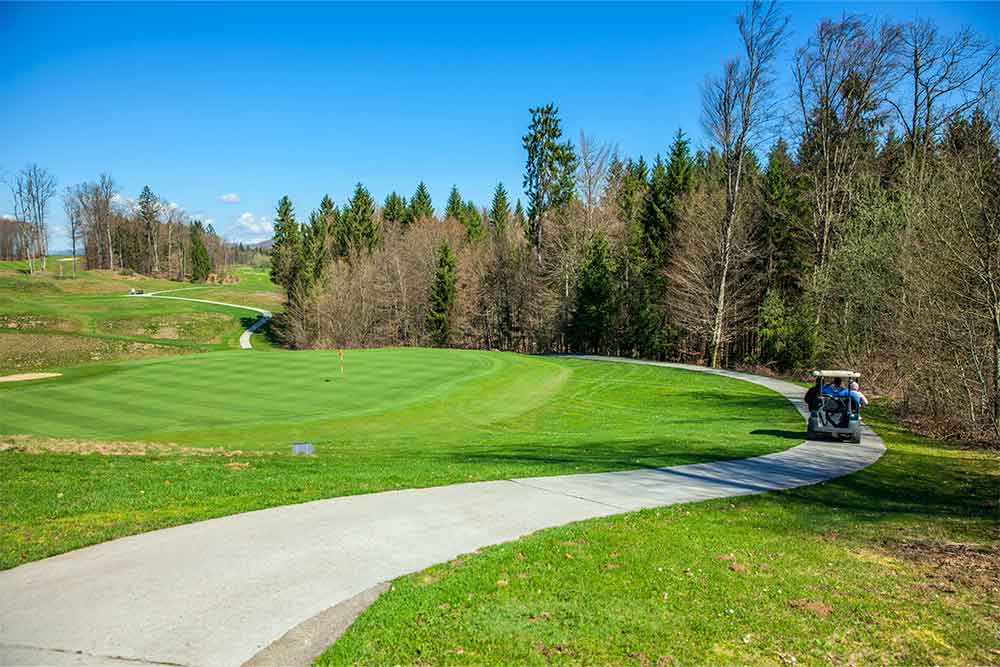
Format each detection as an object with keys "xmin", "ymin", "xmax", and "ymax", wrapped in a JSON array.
[{"xmin": 0, "ymin": 372, "xmax": 62, "ymax": 383}]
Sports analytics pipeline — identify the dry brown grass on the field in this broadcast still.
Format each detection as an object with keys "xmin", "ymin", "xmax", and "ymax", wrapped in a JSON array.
[{"xmin": 0, "ymin": 434, "xmax": 248, "ymax": 457}]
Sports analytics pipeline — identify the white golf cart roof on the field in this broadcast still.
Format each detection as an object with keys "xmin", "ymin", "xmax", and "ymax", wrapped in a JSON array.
[{"xmin": 812, "ymin": 369, "xmax": 861, "ymax": 379}]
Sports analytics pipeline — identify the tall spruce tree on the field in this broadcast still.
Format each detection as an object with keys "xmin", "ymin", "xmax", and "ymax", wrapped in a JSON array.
[
  {"xmin": 489, "ymin": 183, "xmax": 511, "ymax": 232},
  {"xmin": 270, "ymin": 195, "xmax": 301, "ymax": 300},
  {"xmin": 189, "ymin": 221, "xmax": 211, "ymax": 283},
  {"xmin": 303, "ymin": 194, "xmax": 336, "ymax": 283},
  {"xmin": 641, "ymin": 156, "xmax": 671, "ymax": 264},
  {"xmin": 137, "ymin": 185, "xmax": 160, "ymax": 274},
  {"xmin": 522, "ymin": 103, "xmax": 577, "ymax": 253},
  {"xmin": 663, "ymin": 129, "xmax": 694, "ymax": 235},
  {"xmin": 755, "ymin": 139, "xmax": 810, "ymax": 298},
  {"xmin": 570, "ymin": 233, "xmax": 616, "ymax": 353},
  {"xmin": 342, "ymin": 183, "xmax": 379, "ymax": 253},
  {"xmin": 460, "ymin": 200, "xmax": 482, "ymax": 239},
  {"xmin": 382, "ymin": 192, "xmax": 407, "ymax": 225},
  {"xmin": 445, "ymin": 186, "xmax": 463, "ymax": 220},
  {"xmin": 513, "ymin": 199, "xmax": 526, "ymax": 229},
  {"xmin": 408, "ymin": 182, "xmax": 435, "ymax": 223},
  {"xmin": 426, "ymin": 242, "xmax": 457, "ymax": 346}
]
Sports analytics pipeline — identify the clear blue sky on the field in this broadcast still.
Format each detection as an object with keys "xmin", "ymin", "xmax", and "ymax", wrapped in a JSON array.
[{"xmin": 2, "ymin": 2, "xmax": 998, "ymax": 247}]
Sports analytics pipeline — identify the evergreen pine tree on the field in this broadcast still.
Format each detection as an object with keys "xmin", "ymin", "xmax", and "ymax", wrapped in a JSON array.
[
  {"xmin": 189, "ymin": 221, "xmax": 211, "ymax": 283},
  {"xmin": 408, "ymin": 182, "xmax": 435, "ymax": 223},
  {"xmin": 460, "ymin": 200, "xmax": 482, "ymax": 239},
  {"xmin": 641, "ymin": 156, "xmax": 671, "ymax": 264},
  {"xmin": 489, "ymin": 183, "xmax": 511, "ymax": 232},
  {"xmin": 270, "ymin": 195, "xmax": 301, "ymax": 299},
  {"xmin": 137, "ymin": 185, "xmax": 160, "ymax": 273},
  {"xmin": 445, "ymin": 186, "xmax": 463, "ymax": 220},
  {"xmin": 425, "ymin": 242, "xmax": 457, "ymax": 346},
  {"xmin": 570, "ymin": 233, "xmax": 616, "ymax": 353},
  {"xmin": 343, "ymin": 183, "xmax": 379, "ymax": 253},
  {"xmin": 382, "ymin": 192, "xmax": 407, "ymax": 225},
  {"xmin": 618, "ymin": 157, "xmax": 650, "ymax": 234},
  {"xmin": 304, "ymin": 195, "xmax": 336, "ymax": 283},
  {"xmin": 664, "ymin": 129, "xmax": 694, "ymax": 219},
  {"xmin": 755, "ymin": 139, "xmax": 810, "ymax": 298},
  {"xmin": 522, "ymin": 103, "xmax": 578, "ymax": 253},
  {"xmin": 513, "ymin": 199, "xmax": 526, "ymax": 229}
]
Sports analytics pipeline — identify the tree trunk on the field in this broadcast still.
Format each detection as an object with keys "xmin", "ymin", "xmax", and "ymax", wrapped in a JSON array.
[
  {"xmin": 993, "ymin": 302, "xmax": 1000, "ymax": 438},
  {"xmin": 106, "ymin": 225, "xmax": 115, "ymax": 271}
]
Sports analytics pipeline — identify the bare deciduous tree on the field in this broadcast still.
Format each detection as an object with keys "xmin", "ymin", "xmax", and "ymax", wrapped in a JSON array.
[
  {"xmin": 794, "ymin": 16, "xmax": 901, "ymax": 280},
  {"xmin": 576, "ymin": 131, "xmax": 614, "ymax": 228},
  {"xmin": 700, "ymin": 0, "xmax": 788, "ymax": 367},
  {"xmin": 668, "ymin": 182, "xmax": 758, "ymax": 364},
  {"xmin": 890, "ymin": 20, "xmax": 999, "ymax": 178},
  {"xmin": 7, "ymin": 164, "xmax": 57, "ymax": 274},
  {"xmin": 63, "ymin": 187, "xmax": 84, "ymax": 277}
]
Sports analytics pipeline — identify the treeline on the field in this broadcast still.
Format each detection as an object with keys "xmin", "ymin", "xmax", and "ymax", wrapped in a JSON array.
[
  {"xmin": 3, "ymin": 165, "xmax": 261, "ymax": 280},
  {"xmin": 63, "ymin": 177, "xmax": 259, "ymax": 280},
  {"xmin": 271, "ymin": 4, "xmax": 1000, "ymax": 442}
]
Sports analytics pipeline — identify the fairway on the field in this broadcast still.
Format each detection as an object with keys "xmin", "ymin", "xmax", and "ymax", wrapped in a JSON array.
[{"xmin": 1, "ymin": 349, "xmax": 803, "ymax": 568}]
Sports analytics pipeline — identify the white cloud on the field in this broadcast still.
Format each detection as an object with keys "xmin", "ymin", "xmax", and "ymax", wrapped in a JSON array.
[
  {"xmin": 234, "ymin": 211, "xmax": 273, "ymax": 242},
  {"xmin": 217, "ymin": 193, "xmax": 241, "ymax": 203},
  {"xmin": 0, "ymin": 213, "xmax": 15, "ymax": 221}
]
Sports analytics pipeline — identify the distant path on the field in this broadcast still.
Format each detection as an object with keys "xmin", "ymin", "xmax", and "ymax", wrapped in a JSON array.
[
  {"xmin": 131, "ymin": 287, "xmax": 272, "ymax": 349},
  {"xmin": 0, "ymin": 358, "xmax": 884, "ymax": 666}
]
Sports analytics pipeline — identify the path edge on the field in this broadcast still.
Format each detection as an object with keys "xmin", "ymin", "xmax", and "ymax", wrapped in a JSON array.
[{"xmin": 247, "ymin": 356, "xmax": 885, "ymax": 666}]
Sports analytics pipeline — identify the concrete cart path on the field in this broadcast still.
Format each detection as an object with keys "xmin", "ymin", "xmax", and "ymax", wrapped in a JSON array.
[
  {"xmin": 130, "ymin": 289, "xmax": 271, "ymax": 350},
  {"xmin": 0, "ymin": 358, "xmax": 885, "ymax": 667}
]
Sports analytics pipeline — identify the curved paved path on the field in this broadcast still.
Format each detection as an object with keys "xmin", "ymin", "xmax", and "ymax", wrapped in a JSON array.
[
  {"xmin": 0, "ymin": 358, "xmax": 884, "ymax": 666},
  {"xmin": 131, "ymin": 288, "xmax": 272, "ymax": 349}
]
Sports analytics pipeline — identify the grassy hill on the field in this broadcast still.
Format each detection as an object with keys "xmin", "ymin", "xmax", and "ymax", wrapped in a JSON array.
[{"xmin": 0, "ymin": 258, "xmax": 281, "ymax": 374}]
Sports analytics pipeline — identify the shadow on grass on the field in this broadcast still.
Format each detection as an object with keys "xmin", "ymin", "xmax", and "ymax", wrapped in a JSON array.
[
  {"xmin": 751, "ymin": 428, "xmax": 808, "ymax": 440},
  {"xmin": 779, "ymin": 439, "xmax": 998, "ymax": 527},
  {"xmin": 427, "ymin": 437, "xmax": 783, "ymax": 473}
]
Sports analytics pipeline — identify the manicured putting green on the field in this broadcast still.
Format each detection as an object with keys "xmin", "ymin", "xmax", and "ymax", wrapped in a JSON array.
[
  {"xmin": 1, "ymin": 349, "xmax": 804, "ymax": 568},
  {"xmin": 2, "ymin": 348, "xmax": 800, "ymax": 459}
]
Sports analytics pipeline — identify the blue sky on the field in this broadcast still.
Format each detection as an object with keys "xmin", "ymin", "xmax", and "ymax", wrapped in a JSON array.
[{"xmin": 2, "ymin": 2, "xmax": 998, "ymax": 247}]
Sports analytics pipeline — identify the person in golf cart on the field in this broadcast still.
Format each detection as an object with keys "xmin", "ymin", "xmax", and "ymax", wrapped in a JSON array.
[{"xmin": 805, "ymin": 370, "xmax": 864, "ymax": 443}]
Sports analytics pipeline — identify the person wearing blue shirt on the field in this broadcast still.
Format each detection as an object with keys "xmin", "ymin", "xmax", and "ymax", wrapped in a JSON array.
[{"xmin": 822, "ymin": 378, "xmax": 866, "ymax": 411}]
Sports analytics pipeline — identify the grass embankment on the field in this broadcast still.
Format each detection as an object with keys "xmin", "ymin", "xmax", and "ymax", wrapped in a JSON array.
[
  {"xmin": 0, "ymin": 260, "xmax": 280, "ymax": 373},
  {"xmin": 320, "ymin": 408, "xmax": 999, "ymax": 666},
  {"xmin": 0, "ymin": 351, "xmax": 801, "ymax": 569}
]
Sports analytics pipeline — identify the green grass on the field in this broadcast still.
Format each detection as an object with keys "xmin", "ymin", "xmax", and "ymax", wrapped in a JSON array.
[
  {"xmin": 0, "ymin": 258, "xmax": 282, "ymax": 373},
  {"xmin": 0, "ymin": 350, "xmax": 802, "ymax": 569},
  {"xmin": 319, "ymin": 408, "xmax": 1000, "ymax": 666}
]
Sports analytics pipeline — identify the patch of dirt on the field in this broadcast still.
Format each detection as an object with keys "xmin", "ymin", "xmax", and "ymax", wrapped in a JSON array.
[
  {"xmin": 789, "ymin": 599, "xmax": 833, "ymax": 617},
  {"xmin": 98, "ymin": 313, "xmax": 234, "ymax": 342},
  {"xmin": 885, "ymin": 538, "xmax": 1000, "ymax": 591},
  {"xmin": 534, "ymin": 643, "xmax": 576, "ymax": 658},
  {"xmin": 0, "ymin": 315, "xmax": 78, "ymax": 332},
  {"xmin": 0, "ymin": 434, "xmax": 247, "ymax": 457},
  {"xmin": 224, "ymin": 461, "xmax": 250, "ymax": 471},
  {"xmin": 0, "ymin": 372, "xmax": 62, "ymax": 383}
]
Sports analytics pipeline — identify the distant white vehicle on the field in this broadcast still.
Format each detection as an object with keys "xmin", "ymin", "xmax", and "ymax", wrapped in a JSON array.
[{"xmin": 128, "ymin": 288, "xmax": 145, "ymax": 295}]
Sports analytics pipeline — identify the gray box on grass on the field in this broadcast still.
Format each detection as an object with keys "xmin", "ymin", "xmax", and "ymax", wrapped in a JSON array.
[{"xmin": 292, "ymin": 442, "xmax": 315, "ymax": 456}]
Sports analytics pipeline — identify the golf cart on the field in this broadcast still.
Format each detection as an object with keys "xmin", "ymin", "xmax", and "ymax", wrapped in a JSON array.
[{"xmin": 806, "ymin": 370, "xmax": 863, "ymax": 444}]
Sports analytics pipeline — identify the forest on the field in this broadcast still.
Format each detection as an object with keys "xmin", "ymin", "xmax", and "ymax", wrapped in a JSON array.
[{"xmin": 4, "ymin": 3, "xmax": 998, "ymax": 443}]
